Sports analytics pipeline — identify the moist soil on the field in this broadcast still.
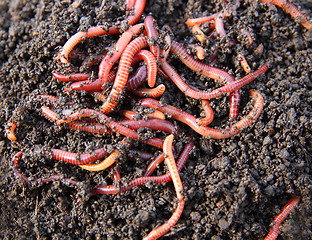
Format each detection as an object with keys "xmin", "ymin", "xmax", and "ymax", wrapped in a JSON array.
[{"xmin": 1, "ymin": 0, "xmax": 312, "ymax": 239}]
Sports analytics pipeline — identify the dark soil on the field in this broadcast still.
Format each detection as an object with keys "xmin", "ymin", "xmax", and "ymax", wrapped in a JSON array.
[{"xmin": 1, "ymin": 0, "xmax": 312, "ymax": 239}]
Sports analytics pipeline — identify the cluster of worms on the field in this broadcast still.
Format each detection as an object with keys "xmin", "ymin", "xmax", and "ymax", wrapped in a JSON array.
[{"xmin": 6, "ymin": 0, "xmax": 309, "ymax": 239}]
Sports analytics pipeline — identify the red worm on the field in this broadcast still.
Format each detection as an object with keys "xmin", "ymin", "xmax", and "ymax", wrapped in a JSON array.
[
  {"xmin": 81, "ymin": 53, "xmax": 106, "ymax": 70},
  {"xmin": 122, "ymin": 110, "xmax": 166, "ymax": 120},
  {"xmin": 229, "ymin": 90, "xmax": 264, "ymax": 134},
  {"xmin": 126, "ymin": 65, "xmax": 148, "ymax": 90},
  {"xmin": 192, "ymin": 24, "xmax": 208, "ymax": 43},
  {"xmin": 90, "ymin": 91, "xmax": 107, "ymax": 102},
  {"xmin": 143, "ymin": 134, "xmax": 184, "ymax": 240},
  {"xmin": 130, "ymin": 50, "xmax": 157, "ymax": 88},
  {"xmin": 56, "ymin": 0, "xmax": 146, "ymax": 63},
  {"xmin": 80, "ymin": 140, "xmax": 130, "ymax": 171},
  {"xmin": 215, "ymin": 13, "xmax": 226, "ymax": 37},
  {"xmin": 113, "ymin": 167, "xmax": 121, "ymax": 182},
  {"xmin": 41, "ymin": 106, "xmax": 59, "ymax": 122},
  {"xmin": 12, "ymin": 151, "xmax": 79, "ymax": 185},
  {"xmin": 197, "ymin": 100, "xmax": 214, "ymax": 126},
  {"xmin": 92, "ymin": 138, "xmax": 194, "ymax": 194},
  {"xmin": 229, "ymin": 91, "xmax": 241, "ymax": 120},
  {"xmin": 143, "ymin": 153, "xmax": 165, "ymax": 177},
  {"xmin": 68, "ymin": 121, "xmax": 111, "ymax": 134},
  {"xmin": 127, "ymin": 149, "xmax": 154, "ymax": 161},
  {"xmin": 52, "ymin": 72, "xmax": 91, "ymax": 82},
  {"xmin": 144, "ymin": 16, "xmax": 161, "ymax": 61},
  {"xmin": 100, "ymin": 37, "xmax": 149, "ymax": 114},
  {"xmin": 57, "ymin": 108, "xmax": 163, "ymax": 148},
  {"xmin": 119, "ymin": 118, "xmax": 179, "ymax": 135},
  {"xmin": 186, "ymin": 14, "xmax": 217, "ymax": 27},
  {"xmin": 161, "ymin": 56, "xmax": 268, "ymax": 100},
  {"xmin": 264, "ymin": 197, "xmax": 300, "ymax": 240},
  {"xmin": 68, "ymin": 71, "xmax": 116, "ymax": 92},
  {"xmin": 237, "ymin": 54, "xmax": 251, "ymax": 73},
  {"xmin": 140, "ymin": 90, "xmax": 263, "ymax": 139},
  {"xmin": 261, "ymin": 0, "xmax": 312, "ymax": 30},
  {"xmin": 98, "ymin": 24, "xmax": 144, "ymax": 86},
  {"xmin": 169, "ymin": 40, "xmax": 242, "ymax": 119},
  {"xmin": 50, "ymin": 146, "xmax": 110, "ymax": 165},
  {"xmin": 5, "ymin": 122, "xmax": 17, "ymax": 141},
  {"xmin": 131, "ymin": 84, "xmax": 166, "ymax": 98},
  {"xmin": 188, "ymin": 44, "xmax": 206, "ymax": 60},
  {"xmin": 240, "ymin": 28, "xmax": 253, "ymax": 46}
]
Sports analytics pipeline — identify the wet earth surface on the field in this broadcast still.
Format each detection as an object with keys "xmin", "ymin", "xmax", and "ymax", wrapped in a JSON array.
[{"xmin": 0, "ymin": 0, "xmax": 312, "ymax": 239}]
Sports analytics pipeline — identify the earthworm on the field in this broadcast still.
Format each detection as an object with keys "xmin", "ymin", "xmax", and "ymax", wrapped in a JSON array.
[
  {"xmin": 188, "ymin": 44, "xmax": 206, "ymax": 60},
  {"xmin": 264, "ymin": 197, "xmax": 300, "ymax": 240},
  {"xmin": 131, "ymin": 84, "xmax": 166, "ymax": 98},
  {"xmin": 261, "ymin": 0, "xmax": 312, "ymax": 30},
  {"xmin": 122, "ymin": 110, "xmax": 166, "ymax": 120},
  {"xmin": 255, "ymin": 43, "xmax": 264, "ymax": 55},
  {"xmin": 197, "ymin": 100, "xmax": 214, "ymax": 126},
  {"xmin": 41, "ymin": 106, "xmax": 59, "ymax": 122},
  {"xmin": 68, "ymin": 71, "xmax": 116, "ymax": 92},
  {"xmin": 50, "ymin": 146, "xmax": 110, "ymax": 165},
  {"xmin": 81, "ymin": 53, "xmax": 106, "ymax": 70},
  {"xmin": 98, "ymin": 24, "xmax": 144, "ymax": 86},
  {"xmin": 100, "ymin": 37, "xmax": 149, "ymax": 114},
  {"xmin": 68, "ymin": 121, "xmax": 111, "ymax": 134},
  {"xmin": 143, "ymin": 153, "xmax": 165, "ymax": 177},
  {"xmin": 126, "ymin": 65, "xmax": 148, "ymax": 90},
  {"xmin": 56, "ymin": 0, "xmax": 146, "ymax": 63},
  {"xmin": 5, "ymin": 122, "xmax": 17, "ymax": 141},
  {"xmin": 229, "ymin": 90, "xmax": 264, "ymax": 134},
  {"xmin": 170, "ymin": 40, "xmax": 234, "ymax": 84},
  {"xmin": 185, "ymin": 0, "xmax": 240, "ymax": 27},
  {"xmin": 237, "ymin": 54, "xmax": 251, "ymax": 73},
  {"xmin": 215, "ymin": 13, "xmax": 226, "ymax": 37},
  {"xmin": 140, "ymin": 90, "xmax": 263, "ymax": 139},
  {"xmin": 130, "ymin": 50, "xmax": 157, "ymax": 88},
  {"xmin": 161, "ymin": 57, "xmax": 268, "ymax": 100},
  {"xmin": 229, "ymin": 91, "xmax": 241, "ymax": 120},
  {"xmin": 143, "ymin": 134, "xmax": 184, "ymax": 240},
  {"xmin": 92, "ymin": 138, "xmax": 194, "ymax": 194},
  {"xmin": 12, "ymin": 151, "xmax": 79, "ymax": 185},
  {"xmin": 240, "ymin": 28, "xmax": 253, "ymax": 46},
  {"xmin": 144, "ymin": 16, "xmax": 161, "ymax": 61},
  {"xmin": 52, "ymin": 72, "xmax": 91, "ymax": 82},
  {"xmin": 113, "ymin": 167, "xmax": 121, "ymax": 182},
  {"xmin": 57, "ymin": 108, "xmax": 163, "ymax": 148},
  {"xmin": 127, "ymin": 149, "xmax": 154, "ymax": 161},
  {"xmin": 192, "ymin": 24, "xmax": 208, "ymax": 43},
  {"xmin": 79, "ymin": 140, "xmax": 130, "ymax": 171},
  {"xmin": 186, "ymin": 14, "xmax": 217, "ymax": 27},
  {"xmin": 90, "ymin": 91, "xmax": 107, "ymax": 102},
  {"xmin": 126, "ymin": 0, "xmax": 136, "ymax": 10},
  {"xmin": 119, "ymin": 118, "xmax": 179, "ymax": 135}
]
